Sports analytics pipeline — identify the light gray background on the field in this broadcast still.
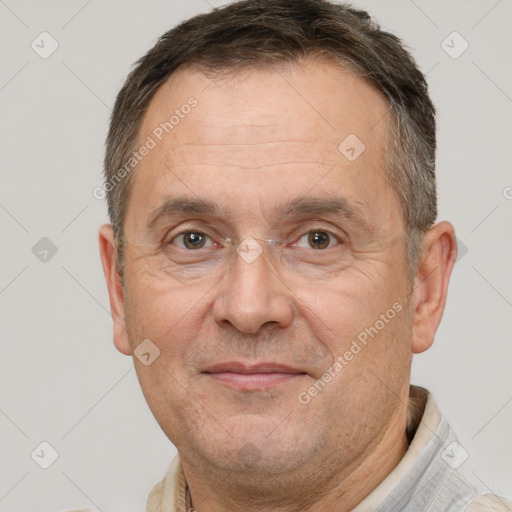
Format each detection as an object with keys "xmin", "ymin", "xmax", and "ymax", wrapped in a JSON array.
[{"xmin": 1, "ymin": 0, "xmax": 511, "ymax": 510}]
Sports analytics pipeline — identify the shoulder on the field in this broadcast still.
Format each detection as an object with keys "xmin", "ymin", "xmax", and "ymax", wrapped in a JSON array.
[{"xmin": 466, "ymin": 495, "xmax": 512, "ymax": 511}]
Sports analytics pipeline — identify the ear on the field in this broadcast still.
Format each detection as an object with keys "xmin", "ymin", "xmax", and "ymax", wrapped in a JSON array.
[
  {"xmin": 411, "ymin": 221, "xmax": 457, "ymax": 354},
  {"xmin": 98, "ymin": 224, "xmax": 132, "ymax": 355}
]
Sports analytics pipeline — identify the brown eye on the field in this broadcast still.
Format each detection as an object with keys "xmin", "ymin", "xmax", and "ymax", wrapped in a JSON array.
[
  {"xmin": 295, "ymin": 230, "xmax": 340, "ymax": 251},
  {"xmin": 174, "ymin": 231, "xmax": 210, "ymax": 249},
  {"xmin": 307, "ymin": 231, "xmax": 332, "ymax": 250}
]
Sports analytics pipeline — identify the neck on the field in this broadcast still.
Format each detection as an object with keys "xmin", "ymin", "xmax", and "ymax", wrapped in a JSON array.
[{"xmin": 182, "ymin": 395, "xmax": 411, "ymax": 512}]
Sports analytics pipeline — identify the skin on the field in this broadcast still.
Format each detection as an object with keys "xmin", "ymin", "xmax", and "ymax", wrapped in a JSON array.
[{"xmin": 99, "ymin": 57, "xmax": 457, "ymax": 512}]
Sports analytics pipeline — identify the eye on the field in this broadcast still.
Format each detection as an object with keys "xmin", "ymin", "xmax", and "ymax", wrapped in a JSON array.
[
  {"xmin": 295, "ymin": 230, "xmax": 340, "ymax": 250},
  {"xmin": 171, "ymin": 231, "xmax": 214, "ymax": 250}
]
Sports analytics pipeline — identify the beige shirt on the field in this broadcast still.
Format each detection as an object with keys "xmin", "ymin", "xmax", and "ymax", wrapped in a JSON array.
[{"xmin": 146, "ymin": 386, "xmax": 512, "ymax": 512}]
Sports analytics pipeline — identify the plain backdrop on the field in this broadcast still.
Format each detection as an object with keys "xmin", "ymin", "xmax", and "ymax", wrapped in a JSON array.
[{"xmin": 0, "ymin": 0, "xmax": 511, "ymax": 510}]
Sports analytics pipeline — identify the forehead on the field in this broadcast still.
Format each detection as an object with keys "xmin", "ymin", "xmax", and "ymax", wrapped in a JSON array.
[
  {"xmin": 127, "ymin": 57, "xmax": 398, "ymax": 234},
  {"xmin": 139, "ymin": 58, "xmax": 389, "ymax": 150}
]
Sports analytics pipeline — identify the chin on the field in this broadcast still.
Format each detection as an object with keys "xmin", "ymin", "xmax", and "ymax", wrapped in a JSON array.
[{"xmin": 185, "ymin": 416, "xmax": 327, "ymax": 477}]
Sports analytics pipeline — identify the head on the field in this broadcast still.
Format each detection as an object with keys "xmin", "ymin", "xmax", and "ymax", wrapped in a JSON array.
[{"xmin": 99, "ymin": 0, "xmax": 456, "ymax": 502}]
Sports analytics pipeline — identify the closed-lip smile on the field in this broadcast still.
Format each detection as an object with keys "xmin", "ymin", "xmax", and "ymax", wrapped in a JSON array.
[{"xmin": 203, "ymin": 361, "xmax": 307, "ymax": 390}]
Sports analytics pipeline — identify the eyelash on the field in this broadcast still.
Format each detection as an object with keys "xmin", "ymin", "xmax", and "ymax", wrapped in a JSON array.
[{"xmin": 165, "ymin": 227, "xmax": 345, "ymax": 251}]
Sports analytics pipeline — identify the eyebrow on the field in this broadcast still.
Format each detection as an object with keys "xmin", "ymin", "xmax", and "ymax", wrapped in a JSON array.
[{"xmin": 146, "ymin": 195, "xmax": 371, "ymax": 231}]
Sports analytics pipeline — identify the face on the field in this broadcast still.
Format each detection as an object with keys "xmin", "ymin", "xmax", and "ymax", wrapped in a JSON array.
[{"xmin": 107, "ymin": 59, "xmax": 418, "ymax": 486}]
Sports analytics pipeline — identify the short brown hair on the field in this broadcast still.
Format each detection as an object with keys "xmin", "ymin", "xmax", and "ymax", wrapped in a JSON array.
[{"xmin": 104, "ymin": 0, "xmax": 437, "ymax": 279}]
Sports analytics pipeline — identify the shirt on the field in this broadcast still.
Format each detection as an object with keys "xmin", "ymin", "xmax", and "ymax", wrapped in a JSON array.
[{"xmin": 146, "ymin": 386, "xmax": 512, "ymax": 511}]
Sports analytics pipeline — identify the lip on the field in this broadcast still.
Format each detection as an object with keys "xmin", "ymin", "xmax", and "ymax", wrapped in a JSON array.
[
  {"xmin": 203, "ymin": 362, "xmax": 307, "ymax": 390},
  {"xmin": 204, "ymin": 361, "xmax": 305, "ymax": 374}
]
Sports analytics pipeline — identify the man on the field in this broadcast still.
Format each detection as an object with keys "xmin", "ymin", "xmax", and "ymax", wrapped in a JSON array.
[{"xmin": 98, "ymin": 1, "xmax": 512, "ymax": 511}]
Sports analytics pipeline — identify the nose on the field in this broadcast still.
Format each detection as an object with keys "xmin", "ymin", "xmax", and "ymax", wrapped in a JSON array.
[{"xmin": 212, "ymin": 242, "xmax": 294, "ymax": 334}]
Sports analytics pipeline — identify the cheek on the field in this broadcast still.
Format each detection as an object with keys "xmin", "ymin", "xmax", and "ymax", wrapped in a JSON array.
[
  {"xmin": 123, "ymin": 264, "xmax": 210, "ymax": 357},
  {"xmin": 299, "ymin": 271, "xmax": 394, "ymax": 332},
  {"xmin": 122, "ymin": 272, "xmax": 212, "ymax": 425},
  {"xmin": 301, "ymin": 292, "xmax": 412, "ymax": 418},
  {"xmin": 296, "ymin": 271, "xmax": 411, "ymax": 372}
]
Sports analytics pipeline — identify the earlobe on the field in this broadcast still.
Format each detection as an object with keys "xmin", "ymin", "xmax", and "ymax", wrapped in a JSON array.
[
  {"xmin": 98, "ymin": 224, "xmax": 132, "ymax": 355},
  {"xmin": 411, "ymin": 221, "xmax": 457, "ymax": 354}
]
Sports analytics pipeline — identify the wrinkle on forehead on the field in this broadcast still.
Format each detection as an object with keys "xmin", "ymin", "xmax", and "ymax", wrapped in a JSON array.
[{"xmin": 137, "ymin": 57, "xmax": 389, "ymax": 150}]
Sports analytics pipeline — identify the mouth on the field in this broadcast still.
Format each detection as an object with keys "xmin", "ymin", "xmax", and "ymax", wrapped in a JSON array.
[{"xmin": 202, "ymin": 362, "xmax": 308, "ymax": 391}]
